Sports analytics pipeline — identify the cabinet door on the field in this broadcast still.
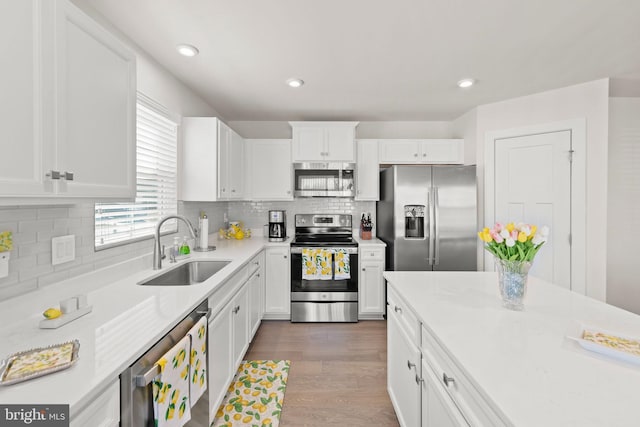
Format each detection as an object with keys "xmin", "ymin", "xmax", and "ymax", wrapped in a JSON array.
[
  {"xmin": 379, "ymin": 140, "xmax": 420, "ymax": 163},
  {"xmin": 246, "ymin": 139, "xmax": 293, "ymax": 200},
  {"xmin": 419, "ymin": 140, "xmax": 464, "ymax": 164},
  {"xmin": 325, "ymin": 127, "xmax": 355, "ymax": 161},
  {"xmin": 264, "ymin": 247, "xmax": 290, "ymax": 317},
  {"xmin": 70, "ymin": 380, "xmax": 119, "ymax": 427},
  {"xmin": 387, "ymin": 308, "xmax": 421, "ymax": 427},
  {"xmin": 421, "ymin": 360, "xmax": 469, "ymax": 427},
  {"xmin": 359, "ymin": 261, "xmax": 385, "ymax": 316},
  {"xmin": 227, "ymin": 129, "xmax": 244, "ymax": 199},
  {"xmin": 248, "ymin": 271, "xmax": 263, "ymax": 339},
  {"xmin": 231, "ymin": 284, "xmax": 250, "ymax": 369},
  {"xmin": 355, "ymin": 139, "xmax": 379, "ymax": 200},
  {"xmin": 54, "ymin": 0, "xmax": 136, "ymax": 198},
  {"xmin": 0, "ymin": 0, "xmax": 49, "ymax": 196},
  {"xmin": 292, "ymin": 127, "xmax": 325, "ymax": 161},
  {"xmin": 208, "ymin": 305, "xmax": 233, "ymax": 424},
  {"xmin": 217, "ymin": 121, "xmax": 232, "ymax": 199}
]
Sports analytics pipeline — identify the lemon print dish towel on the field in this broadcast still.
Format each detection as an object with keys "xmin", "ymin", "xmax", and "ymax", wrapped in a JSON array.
[
  {"xmin": 187, "ymin": 316, "xmax": 207, "ymax": 406},
  {"xmin": 301, "ymin": 248, "xmax": 333, "ymax": 280},
  {"xmin": 153, "ymin": 335, "xmax": 191, "ymax": 427},
  {"xmin": 333, "ymin": 249, "xmax": 351, "ymax": 280}
]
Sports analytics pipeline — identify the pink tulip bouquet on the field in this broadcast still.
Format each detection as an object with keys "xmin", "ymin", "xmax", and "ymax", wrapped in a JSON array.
[{"xmin": 478, "ymin": 222, "xmax": 548, "ymax": 262}]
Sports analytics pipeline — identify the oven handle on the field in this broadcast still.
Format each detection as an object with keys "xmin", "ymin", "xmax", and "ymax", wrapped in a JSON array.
[{"xmin": 290, "ymin": 247, "xmax": 358, "ymax": 254}]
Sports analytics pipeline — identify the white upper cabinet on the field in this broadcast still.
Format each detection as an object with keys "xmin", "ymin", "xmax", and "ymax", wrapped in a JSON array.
[
  {"xmin": 379, "ymin": 139, "xmax": 464, "ymax": 164},
  {"xmin": 290, "ymin": 122, "xmax": 358, "ymax": 162},
  {"xmin": 181, "ymin": 117, "xmax": 244, "ymax": 201},
  {"xmin": 355, "ymin": 139, "xmax": 379, "ymax": 200},
  {"xmin": 220, "ymin": 126, "xmax": 244, "ymax": 199},
  {"xmin": 246, "ymin": 139, "xmax": 293, "ymax": 200},
  {"xmin": 0, "ymin": 0, "xmax": 136, "ymax": 201}
]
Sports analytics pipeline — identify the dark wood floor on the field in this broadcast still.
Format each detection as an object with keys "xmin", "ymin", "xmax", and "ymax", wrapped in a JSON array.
[{"xmin": 245, "ymin": 320, "xmax": 400, "ymax": 427}]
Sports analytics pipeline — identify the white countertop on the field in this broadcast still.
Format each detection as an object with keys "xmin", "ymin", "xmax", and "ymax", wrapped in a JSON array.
[
  {"xmin": 353, "ymin": 235, "xmax": 386, "ymax": 246},
  {"xmin": 383, "ymin": 271, "xmax": 640, "ymax": 426},
  {"xmin": 0, "ymin": 236, "xmax": 286, "ymax": 416}
]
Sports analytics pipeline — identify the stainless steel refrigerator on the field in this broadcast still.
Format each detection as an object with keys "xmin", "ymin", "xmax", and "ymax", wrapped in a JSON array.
[{"xmin": 377, "ymin": 165, "xmax": 477, "ymax": 271}]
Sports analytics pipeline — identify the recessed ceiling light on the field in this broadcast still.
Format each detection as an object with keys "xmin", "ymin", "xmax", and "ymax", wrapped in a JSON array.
[
  {"xmin": 286, "ymin": 78, "xmax": 304, "ymax": 88},
  {"xmin": 457, "ymin": 78, "xmax": 475, "ymax": 88},
  {"xmin": 176, "ymin": 44, "xmax": 199, "ymax": 57}
]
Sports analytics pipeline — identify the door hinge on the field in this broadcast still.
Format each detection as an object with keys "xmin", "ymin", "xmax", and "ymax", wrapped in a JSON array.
[{"xmin": 568, "ymin": 149, "xmax": 575, "ymax": 163}]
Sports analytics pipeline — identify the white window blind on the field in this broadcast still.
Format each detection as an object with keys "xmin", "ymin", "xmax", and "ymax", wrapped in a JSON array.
[{"xmin": 95, "ymin": 96, "xmax": 178, "ymax": 249}]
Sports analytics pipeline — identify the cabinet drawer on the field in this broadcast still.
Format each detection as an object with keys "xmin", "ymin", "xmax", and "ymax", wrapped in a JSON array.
[
  {"xmin": 71, "ymin": 380, "xmax": 119, "ymax": 427},
  {"xmin": 421, "ymin": 326, "xmax": 507, "ymax": 427},
  {"xmin": 387, "ymin": 285, "xmax": 420, "ymax": 346},
  {"xmin": 360, "ymin": 246, "xmax": 385, "ymax": 260}
]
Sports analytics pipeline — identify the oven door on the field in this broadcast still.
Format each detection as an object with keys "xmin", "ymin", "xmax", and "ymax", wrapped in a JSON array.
[{"xmin": 290, "ymin": 246, "xmax": 358, "ymax": 299}]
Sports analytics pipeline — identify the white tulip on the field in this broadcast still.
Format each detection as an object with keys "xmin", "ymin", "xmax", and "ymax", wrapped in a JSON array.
[
  {"xmin": 521, "ymin": 225, "xmax": 531, "ymax": 236},
  {"xmin": 505, "ymin": 237, "xmax": 516, "ymax": 247},
  {"xmin": 532, "ymin": 233, "xmax": 547, "ymax": 245},
  {"xmin": 500, "ymin": 229, "xmax": 510, "ymax": 239},
  {"xmin": 540, "ymin": 226, "xmax": 550, "ymax": 237}
]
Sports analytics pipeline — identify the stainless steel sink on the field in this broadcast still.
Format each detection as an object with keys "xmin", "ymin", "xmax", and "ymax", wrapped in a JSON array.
[{"xmin": 139, "ymin": 260, "xmax": 230, "ymax": 286}]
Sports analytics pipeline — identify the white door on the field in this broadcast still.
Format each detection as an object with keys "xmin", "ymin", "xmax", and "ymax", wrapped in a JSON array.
[
  {"xmin": 379, "ymin": 140, "xmax": 420, "ymax": 163},
  {"xmin": 292, "ymin": 127, "xmax": 324, "ymax": 161},
  {"xmin": 325, "ymin": 127, "xmax": 355, "ymax": 161},
  {"xmin": 355, "ymin": 139, "xmax": 380, "ymax": 200},
  {"xmin": 359, "ymin": 261, "xmax": 384, "ymax": 316},
  {"xmin": 208, "ymin": 305, "xmax": 233, "ymax": 423},
  {"xmin": 227, "ymin": 130, "xmax": 244, "ymax": 198},
  {"xmin": 231, "ymin": 284, "xmax": 249, "ymax": 368},
  {"xmin": 494, "ymin": 131, "xmax": 571, "ymax": 288}
]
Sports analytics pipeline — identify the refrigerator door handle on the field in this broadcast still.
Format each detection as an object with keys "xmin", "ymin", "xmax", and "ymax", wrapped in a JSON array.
[
  {"xmin": 434, "ymin": 186, "xmax": 440, "ymax": 265},
  {"xmin": 428, "ymin": 190, "xmax": 435, "ymax": 265}
]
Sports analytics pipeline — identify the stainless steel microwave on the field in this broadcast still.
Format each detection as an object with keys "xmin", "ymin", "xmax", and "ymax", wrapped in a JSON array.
[{"xmin": 293, "ymin": 162, "xmax": 355, "ymax": 197}]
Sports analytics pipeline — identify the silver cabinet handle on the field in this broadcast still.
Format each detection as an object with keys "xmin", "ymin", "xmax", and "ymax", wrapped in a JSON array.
[
  {"xmin": 61, "ymin": 171, "xmax": 74, "ymax": 181},
  {"xmin": 422, "ymin": 153, "xmax": 427, "ymax": 157},
  {"xmin": 284, "ymin": 255, "xmax": 288, "ymax": 259},
  {"xmin": 415, "ymin": 374, "xmax": 424, "ymax": 385},
  {"xmin": 256, "ymin": 274, "xmax": 260, "ymax": 278},
  {"xmin": 407, "ymin": 360, "xmax": 416, "ymax": 371},
  {"xmin": 414, "ymin": 153, "xmax": 418, "ymax": 157},
  {"xmin": 287, "ymin": 190, "xmax": 291, "ymax": 194},
  {"xmin": 394, "ymin": 305, "xmax": 402, "ymax": 314},
  {"xmin": 362, "ymin": 267, "xmax": 366, "ymax": 271},
  {"xmin": 232, "ymin": 189, "xmax": 236, "ymax": 193},
  {"xmin": 443, "ymin": 373, "xmax": 455, "ymax": 387},
  {"xmin": 46, "ymin": 170, "xmax": 61, "ymax": 180}
]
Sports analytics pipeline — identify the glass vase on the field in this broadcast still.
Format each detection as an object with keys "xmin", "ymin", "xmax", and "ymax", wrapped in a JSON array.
[{"xmin": 495, "ymin": 258, "xmax": 531, "ymax": 310}]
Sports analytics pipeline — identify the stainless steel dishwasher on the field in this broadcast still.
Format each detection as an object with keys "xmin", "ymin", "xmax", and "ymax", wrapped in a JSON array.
[{"xmin": 120, "ymin": 300, "xmax": 211, "ymax": 427}]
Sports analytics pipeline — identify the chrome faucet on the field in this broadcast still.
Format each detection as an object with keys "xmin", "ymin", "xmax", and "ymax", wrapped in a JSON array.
[{"xmin": 153, "ymin": 215, "xmax": 197, "ymax": 270}]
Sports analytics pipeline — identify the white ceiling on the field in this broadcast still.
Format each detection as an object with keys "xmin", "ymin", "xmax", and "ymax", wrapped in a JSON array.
[{"xmin": 78, "ymin": 0, "xmax": 640, "ymax": 121}]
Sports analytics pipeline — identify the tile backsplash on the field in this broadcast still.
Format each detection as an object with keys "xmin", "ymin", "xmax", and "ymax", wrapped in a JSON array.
[
  {"xmin": 228, "ymin": 199, "xmax": 376, "ymax": 237},
  {"xmin": 0, "ymin": 199, "xmax": 375, "ymax": 301}
]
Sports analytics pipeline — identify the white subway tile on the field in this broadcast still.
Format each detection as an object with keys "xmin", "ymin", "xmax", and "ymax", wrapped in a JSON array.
[
  {"xmin": 19, "ymin": 219, "xmax": 54, "ymax": 233},
  {"xmin": 37, "ymin": 207, "xmax": 70, "ymax": 219},
  {"xmin": 19, "ymin": 264, "xmax": 54, "ymax": 281}
]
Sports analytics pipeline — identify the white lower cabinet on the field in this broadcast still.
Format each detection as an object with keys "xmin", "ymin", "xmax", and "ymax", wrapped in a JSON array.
[
  {"xmin": 358, "ymin": 246, "xmax": 385, "ymax": 319},
  {"xmin": 70, "ymin": 380, "xmax": 119, "ymax": 427},
  {"xmin": 387, "ymin": 307, "xmax": 421, "ymax": 427},
  {"xmin": 248, "ymin": 259, "xmax": 264, "ymax": 339},
  {"xmin": 207, "ymin": 300, "xmax": 233, "ymax": 423},
  {"xmin": 231, "ymin": 284, "xmax": 250, "ymax": 369},
  {"xmin": 421, "ymin": 359, "xmax": 469, "ymax": 427},
  {"xmin": 263, "ymin": 246, "xmax": 290, "ymax": 319}
]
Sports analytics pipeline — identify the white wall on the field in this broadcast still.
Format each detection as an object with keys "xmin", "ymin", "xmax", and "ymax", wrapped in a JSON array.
[
  {"xmin": 607, "ymin": 97, "xmax": 640, "ymax": 314},
  {"xmin": 452, "ymin": 108, "xmax": 478, "ymax": 165},
  {"xmin": 228, "ymin": 121, "xmax": 453, "ymax": 139},
  {"xmin": 472, "ymin": 79, "xmax": 610, "ymax": 301}
]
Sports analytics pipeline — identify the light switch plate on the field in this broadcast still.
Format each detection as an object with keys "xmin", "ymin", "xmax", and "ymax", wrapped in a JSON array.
[{"xmin": 52, "ymin": 235, "xmax": 75, "ymax": 265}]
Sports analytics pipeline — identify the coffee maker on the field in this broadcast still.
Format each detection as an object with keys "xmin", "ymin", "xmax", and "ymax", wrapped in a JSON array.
[{"xmin": 268, "ymin": 210, "xmax": 286, "ymax": 242}]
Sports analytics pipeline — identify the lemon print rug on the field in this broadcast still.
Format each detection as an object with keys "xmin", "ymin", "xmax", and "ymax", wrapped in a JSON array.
[{"xmin": 213, "ymin": 360, "xmax": 290, "ymax": 427}]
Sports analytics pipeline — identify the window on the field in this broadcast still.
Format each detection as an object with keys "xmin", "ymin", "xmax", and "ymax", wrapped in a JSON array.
[{"xmin": 95, "ymin": 94, "xmax": 178, "ymax": 249}]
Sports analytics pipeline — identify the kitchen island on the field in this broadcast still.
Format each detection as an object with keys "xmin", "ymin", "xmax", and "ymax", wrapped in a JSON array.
[{"xmin": 384, "ymin": 271, "xmax": 640, "ymax": 427}]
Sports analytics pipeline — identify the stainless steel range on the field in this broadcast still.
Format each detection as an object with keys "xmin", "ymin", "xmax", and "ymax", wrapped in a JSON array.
[{"xmin": 290, "ymin": 214, "xmax": 358, "ymax": 322}]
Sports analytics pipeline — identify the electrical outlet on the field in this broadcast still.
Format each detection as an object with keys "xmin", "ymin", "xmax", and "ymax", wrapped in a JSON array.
[{"xmin": 52, "ymin": 235, "xmax": 75, "ymax": 265}]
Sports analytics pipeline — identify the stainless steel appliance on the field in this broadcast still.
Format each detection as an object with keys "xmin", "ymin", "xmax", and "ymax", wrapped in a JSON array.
[
  {"xmin": 120, "ymin": 301, "xmax": 211, "ymax": 427},
  {"xmin": 293, "ymin": 162, "xmax": 355, "ymax": 197},
  {"xmin": 290, "ymin": 214, "xmax": 358, "ymax": 322},
  {"xmin": 377, "ymin": 165, "xmax": 477, "ymax": 271},
  {"xmin": 268, "ymin": 210, "xmax": 286, "ymax": 242}
]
